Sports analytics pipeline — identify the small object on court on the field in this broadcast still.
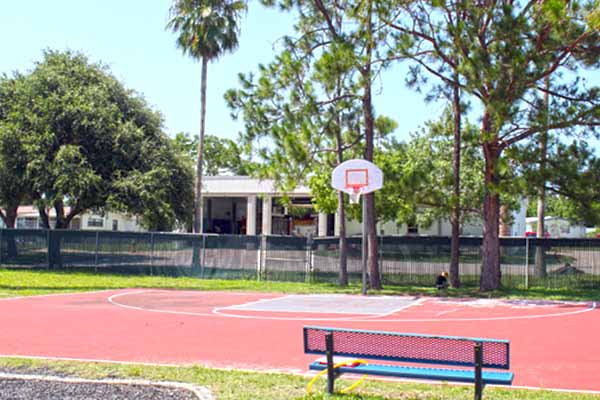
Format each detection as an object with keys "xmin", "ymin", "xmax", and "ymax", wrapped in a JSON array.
[{"xmin": 436, "ymin": 271, "xmax": 449, "ymax": 290}]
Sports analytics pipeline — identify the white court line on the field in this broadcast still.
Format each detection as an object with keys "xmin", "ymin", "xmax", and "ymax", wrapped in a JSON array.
[
  {"xmin": 108, "ymin": 290, "xmax": 218, "ymax": 318},
  {"xmin": 0, "ymin": 289, "xmax": 120, "ymax": 302},
  {"xmin": 107, "ymin": 291, "xmax": 598, "ymax": 323},
  {"xmin": 110, "ymin": 290, "xmax": 399, "ymax": 321},
  {"xmin": 436, "ymin": 308, "xmax": 459, "ymax": 317},
  {"xmin": 356, "ymin": 297, "xmax": 428, "ymax": 320}
]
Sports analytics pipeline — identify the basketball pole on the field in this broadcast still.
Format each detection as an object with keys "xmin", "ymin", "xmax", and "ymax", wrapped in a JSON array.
[
  {"xmin": 361, "ymin": 194, "xmax": 368, "ymax": 295},
  {"xmin": 331, "ymin": 159, "xmax": 383, "ymax": 296}
]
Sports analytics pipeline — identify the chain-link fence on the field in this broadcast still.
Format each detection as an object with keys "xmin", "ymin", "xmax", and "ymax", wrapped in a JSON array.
[{"xmin": 1, "ymin": 229, "xmax": 599, "ymax": 289}]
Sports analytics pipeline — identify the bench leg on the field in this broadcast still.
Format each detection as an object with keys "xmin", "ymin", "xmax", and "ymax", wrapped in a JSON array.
[
  {"xmin": 474, "ymin": 342, "xmax": 483, "ymax": 400},
  {"xmin": 326, "ymin": 332, "xmax": 335, "ymax": 394}
]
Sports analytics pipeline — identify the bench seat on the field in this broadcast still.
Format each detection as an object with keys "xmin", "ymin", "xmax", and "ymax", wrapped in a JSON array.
[{"xmin": 309, "ymin": 361, "xmax": 514, "ymax": 385}]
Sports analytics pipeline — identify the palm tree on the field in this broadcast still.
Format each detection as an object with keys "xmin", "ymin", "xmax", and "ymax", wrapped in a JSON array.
[{"xmin": 167, "ymin": 0, "xmax": 246, "ymax": 233}]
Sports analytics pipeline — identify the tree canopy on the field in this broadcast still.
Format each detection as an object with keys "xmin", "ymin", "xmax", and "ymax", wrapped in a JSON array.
[
  {"xmin": 382, "ymin": 0, "xmax": 600, "ymax": 290},
  {"xmin": 0, "ymin": 75, "xmax": 32, "ymax": 228},
  {"xmin": 173, "ymin": 132, "xmax": 252, "ymax": 176},
  {"xmin": 1, "ymin": 50, "xmax": 194, "ymax": 231}
]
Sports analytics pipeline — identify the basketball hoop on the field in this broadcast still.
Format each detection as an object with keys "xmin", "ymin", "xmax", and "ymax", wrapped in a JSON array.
[{"xmin": 344, "ymin": 168, "xmax": 368, "ymax": 204}]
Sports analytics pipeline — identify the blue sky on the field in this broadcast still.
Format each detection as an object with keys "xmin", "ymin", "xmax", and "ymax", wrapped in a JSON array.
[
  {"xmin": 0, "ymin": 0, "xmax": 440, "ymax": 142},
  {"xmin": 1, "ymin": 1, "xmax": 597, "ymax": 145}
]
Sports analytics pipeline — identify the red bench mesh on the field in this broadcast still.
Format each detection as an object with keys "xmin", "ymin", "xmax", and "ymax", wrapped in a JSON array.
[{"xmin": 304, "ymin": 327, "xmax": 509, "ymax": 369}]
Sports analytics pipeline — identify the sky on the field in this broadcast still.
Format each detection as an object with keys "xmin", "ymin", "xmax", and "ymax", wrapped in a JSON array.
[
  {"xmin": 0, "ymin": 1, "xmax": 597, "ymax": 145},
  {"xmin": 0, "ymin": 0, "xmax": 443, "ymax": 143}
]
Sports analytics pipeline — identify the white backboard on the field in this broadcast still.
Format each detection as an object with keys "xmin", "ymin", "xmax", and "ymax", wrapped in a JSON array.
[{"xmin": 331, "ymin": 159, "xmax": 383, "ymax": 195}]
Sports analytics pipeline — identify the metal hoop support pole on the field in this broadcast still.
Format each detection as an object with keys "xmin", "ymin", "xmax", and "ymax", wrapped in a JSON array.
[
  {"xmin": 525, "ymin": 236, "xmax": 530, "ymax": 289},
  {"xmin": 361, "ymin": 194, "xmax": 367, "ymax": 295}
]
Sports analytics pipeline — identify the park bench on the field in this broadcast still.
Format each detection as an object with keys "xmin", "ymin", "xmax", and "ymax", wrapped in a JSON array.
[{"xmin": 303, "ymin": 326, "xmax": 513, "ymax": 400}]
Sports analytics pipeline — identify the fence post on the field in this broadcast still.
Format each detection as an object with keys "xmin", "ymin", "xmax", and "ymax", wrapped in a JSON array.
[
  {"xmin": 94, "ymin": 231, "xmax": 100, "ymax": 273},
  {"xmin": 305, "ymin": 234, "xmax": 313, "ymax": 283},
  {"xmin": 200, "ymin": 234, "xmax": 206, "ymax": 278},
  {"xmin": 258, "ymin": 235, "xmax": 267, "ymax": 281},
  {"xmin": 46, "ymin": 229, "xmax": 51, "ymax": 269},
  {"xmin": 379, "ymin": 232, "xmax": 384, "ymax": 284},
  {"xmin": 525, "ymin": 237, "xmax": 530, "ymax": 290},
  {"xmin": 256, "ymin": 235, "xmax": 262, "ymax": 281},
  {"xmin": 149, "ymin": 232, "xmax": 155, "ymax": 276}
]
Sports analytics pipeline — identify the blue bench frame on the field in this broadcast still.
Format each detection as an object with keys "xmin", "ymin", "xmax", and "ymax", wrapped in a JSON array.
[{"xmin": 303, "ymin": 326, "xmax": 513, "ymax": 400}]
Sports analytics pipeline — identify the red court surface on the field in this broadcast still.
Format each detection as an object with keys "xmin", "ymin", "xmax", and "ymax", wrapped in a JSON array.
[{"xmin": 0, "ymin": 289, "xmax": 598, "ymax": 393}]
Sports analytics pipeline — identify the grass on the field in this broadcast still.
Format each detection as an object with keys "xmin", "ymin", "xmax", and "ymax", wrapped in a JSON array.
[
  {"xmin": 0, "ymin": 268, "xmax": 600, "ymax": 301},
  {"xmin": 0, "ymin": 357, "xmax": 598, "ymax": 400}
]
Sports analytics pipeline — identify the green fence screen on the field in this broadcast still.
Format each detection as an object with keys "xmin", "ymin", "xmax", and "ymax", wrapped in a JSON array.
[{"xmin": 1, "ymin": 229, "xmax": 599, "ymax": 289}]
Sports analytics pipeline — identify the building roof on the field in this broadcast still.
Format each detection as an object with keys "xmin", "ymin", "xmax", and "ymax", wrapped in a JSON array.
[
  {"xmin": 525, "ymin": 216, "xmax": 569, "ymax": 223},
  {"xmin": 2, "ymin": 206, "xmax": 73, "ymax": 218},
  {"xmin": 202, "ymin": 176, "xmax": 311, "ymax": 197}
]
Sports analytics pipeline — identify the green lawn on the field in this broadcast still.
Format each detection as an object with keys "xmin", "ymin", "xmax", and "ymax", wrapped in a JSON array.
[
  {"xmin": 1, "ymin": 268, "xmax": 599, "ymax": 399},
  {"xmin": 1, "ymin": 268, "xmax": 599, "ymax": 301},
  {"xmin": 0, "ymin": 357, "xmax": 598, "ymax": 400}
]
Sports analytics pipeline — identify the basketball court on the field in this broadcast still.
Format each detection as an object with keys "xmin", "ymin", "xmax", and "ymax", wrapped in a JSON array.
[{"xmin": 0, "ymin": 289, "xmax": 598, "ymax": 393}]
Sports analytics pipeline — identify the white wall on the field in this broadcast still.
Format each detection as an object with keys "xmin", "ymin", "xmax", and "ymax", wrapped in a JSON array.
[
  {"xmin": 510, "ymin": 198, "xmax": 528, "ymax": 236},
  {"xmin": 81, "ymin": 211, "xmax": 144, "ymax": 232},
  {"xmin": 525, "ymin": 217, "xmax": 587, "ymax": 238}
]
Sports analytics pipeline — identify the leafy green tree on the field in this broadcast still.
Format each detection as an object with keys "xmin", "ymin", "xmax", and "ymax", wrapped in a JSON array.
[
  {"xmin": 522, "ymin": 139, "xmax": 600, "ymax": 227},
  {"xmin": 242, "ymin": 0, "xmax": 394, "ymax": 289},
  {"xmin": 167, "ymin": 0, "xmax": 246, "ymax": 233},
  {"xmin": 397, "ymin": 114, "xmax": 486, "ymax": 229},
  {"xmin": 1, "ymin": 51, "xmax": 194, "ymax": 266},
  {"xmin": 226, "ymin": 1, "xmax": 365, "ymax": 285},
  {"xmin": 4, "ymin": 51, "xmax": 194, "ymax": 232},
  {"xmin": 0, "ymin": 75, "xmax": 31, "ymax": 230},
  {"xmin": 368, "ymin": 111, "xmax": 526, "ymax": 237},
  {"xmin": 383, "ymin": 0, "xmax": 600, "ymax": 290},
  {"xmin": 173, "ymin": 132, "xmax": 251, "ymax": 175}
]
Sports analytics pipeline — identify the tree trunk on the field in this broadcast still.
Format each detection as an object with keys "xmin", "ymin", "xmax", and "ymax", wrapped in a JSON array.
[
  {"xmin": 54, "ymin": 201, "xmax": 67, "ymax": 229},
  {"xmin": 194, "ymin": 57, "xmax": 208, "ymax": 234},
  {"xmin": 332, "ymin": 18, "xmax": 348, "ymax": 286},
  {"xmin": 480, "ymin": 113, "xmax": 502, "ymax": 291},
  {"xmin": 38, "ymin": 206, "xmax": 61, "ymax": 270},
  {"xmin": 334, "ymin": 114, "xmax": 348, "ymax": 286},
  {"xmin": 450, "ymin": 77, "xmax": 461, "ymax": 288},
  {"xmin": 1, "ymin": 206, "xmax": 19, "ymax": 260},
  {"xmin": 361, "ymin": 0, "xmax": 380, "ymax": 290},
  {"xmin": 38, "ymin": 205, "xmax": 50, "ymax": 229},
  {"xmin": 191, "ymin": 57, "xmax": 208, "ymax": 273},
  {"xmin": 535, "ymin": 76, "xmax": 550, "ymax": 278}
]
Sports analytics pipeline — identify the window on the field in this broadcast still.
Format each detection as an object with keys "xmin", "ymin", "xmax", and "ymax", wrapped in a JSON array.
[
  {"xmin": 112, "ymin": 219, "xmax": 118, "ymax": 231},
  {"xmin": 406, "ymin": 215, "xmax": 418, "ymax": 235},
  {"xmin": 87, "ymin": 217, "xmax": 104, "ymax": 228},
  {"xmin": 17, "ymin": 217, "xmax": 38, "ymax": 229},
  {"xmin": 407, "ymin": 224, "xmax": 419, "ymax": 235}
]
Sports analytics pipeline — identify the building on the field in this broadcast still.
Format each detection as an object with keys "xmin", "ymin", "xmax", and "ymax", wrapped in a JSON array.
[
  {"xmin": 525, "ymin": 216, "xmax": 587, "ymax": 238},
  {"xmin": 202, "ymin": 176, "xmax": 317, "ymax": 236},
  {"xmin": 202, "ymin": 176, "xmax": 530, "ymax": 237},
  {"xmin": 3, "ymin": 206, "xmax": 144, "ymax": 232}
]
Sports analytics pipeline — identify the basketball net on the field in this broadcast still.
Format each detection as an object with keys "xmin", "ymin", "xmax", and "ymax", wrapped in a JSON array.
[{"xmin": 348, "ymin": 185, "xmax": 364, "ymax": 205}]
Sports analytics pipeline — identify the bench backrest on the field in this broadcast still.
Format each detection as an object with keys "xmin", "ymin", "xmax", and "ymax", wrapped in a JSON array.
[{"xmin": 304, "ymin": 326, "xmax": 510, "ymax": 369}]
